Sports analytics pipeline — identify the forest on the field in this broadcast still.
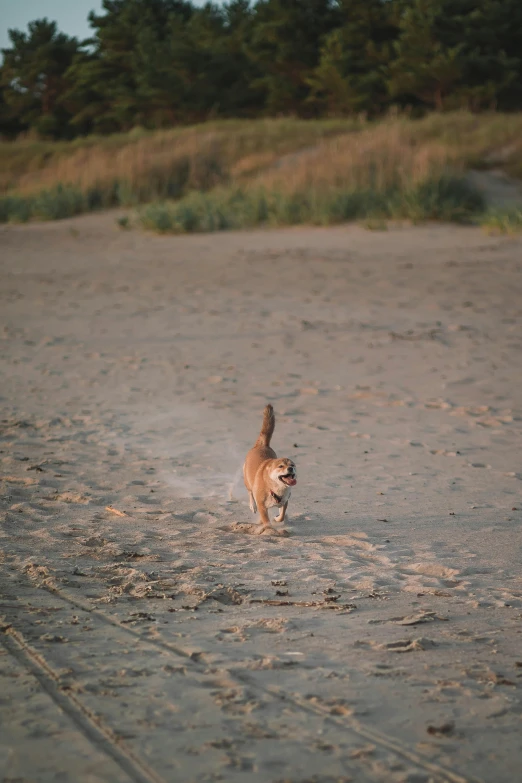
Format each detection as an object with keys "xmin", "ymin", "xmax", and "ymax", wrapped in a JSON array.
[{"xmin": 1, "ymin": 0, "xmax": 522, "ymax": 140}]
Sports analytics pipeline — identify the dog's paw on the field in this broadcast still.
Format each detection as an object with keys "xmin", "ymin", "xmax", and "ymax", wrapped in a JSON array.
[{"xmin": 260, "ymin": 526, "xmax": 289, "ymax": 537}]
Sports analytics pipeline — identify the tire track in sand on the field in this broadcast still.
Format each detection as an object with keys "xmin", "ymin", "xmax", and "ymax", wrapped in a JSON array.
[
  {"xmin": 1, "ymin": 625, "xmax": 167, "ymax": 783},
  {"xmin": 1, "ymin": 566, "xmax": 483, "ymax": 783}
]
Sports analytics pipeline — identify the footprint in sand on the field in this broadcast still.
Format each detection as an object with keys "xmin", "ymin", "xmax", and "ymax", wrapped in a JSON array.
[
  {"xmin": 42, "ymin": 491, "xmax": 90, "ymax": 504},
  {"xmin": 2, "ymin": 476, "xmax": 38, "ymax": 486}
]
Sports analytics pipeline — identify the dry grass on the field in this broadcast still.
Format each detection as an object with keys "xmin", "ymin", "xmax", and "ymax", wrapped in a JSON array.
[
  {"xmin": 1, "ymin": 111, "xmax": 522, "ymax": 226},
  {"xmin": 253, "ymin": 122, "xmax": 458, "ymax": 193},
  {"xmin": 408, "ymin": 112, "xmax": 522, "ymax": 177},
  {"xmin": 0, "ymin": 119, "xmax": 355, "ymax": 198}
]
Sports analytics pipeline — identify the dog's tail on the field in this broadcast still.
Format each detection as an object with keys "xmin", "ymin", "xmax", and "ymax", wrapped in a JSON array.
[{"xmin": 256, "ymin": 404, "xmax": 275, "ymax": 447}]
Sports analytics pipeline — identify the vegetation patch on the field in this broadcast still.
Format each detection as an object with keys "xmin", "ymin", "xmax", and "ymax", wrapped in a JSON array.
[
  {"xmin": 139, "ymin": 176, "xmax": 483, "ymax": 235},
  {"xmin": 481, "ymin": 208, "xmax": 522, "ymax": 235},
  {"xmin": 2, "ymin": 112, "xmax": 521, "ymax": 230}
]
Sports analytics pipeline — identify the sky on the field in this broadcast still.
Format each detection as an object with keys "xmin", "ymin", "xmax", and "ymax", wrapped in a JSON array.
[
  {"xmin": 0, "ymin": 0, "xmax": 207, "ymax": 50},
  {"xmin": 0, "ymin": 0, "xmax": 103, "ymax": 48}
]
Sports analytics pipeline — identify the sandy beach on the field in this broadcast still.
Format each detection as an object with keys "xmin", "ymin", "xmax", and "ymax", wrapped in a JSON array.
[{"xmin": 1, "ymin": 214, "xmax": 522, "ymax": 783}]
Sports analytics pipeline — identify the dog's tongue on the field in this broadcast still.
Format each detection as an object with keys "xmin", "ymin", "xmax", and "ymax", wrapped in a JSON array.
[{"xmin": 287, "ymin": 477, "xmax": 297, "ymax": 486}]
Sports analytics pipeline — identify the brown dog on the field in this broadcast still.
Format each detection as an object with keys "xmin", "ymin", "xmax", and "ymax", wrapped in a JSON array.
[{"xmin": 243, "ymin": 404, "xmax": 296, "ymax": 534}]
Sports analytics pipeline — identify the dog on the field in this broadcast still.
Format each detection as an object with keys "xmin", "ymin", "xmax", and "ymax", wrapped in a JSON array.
[{"xmin": 243, "ymin": 404, "xmax": 296, "ymax": 534}]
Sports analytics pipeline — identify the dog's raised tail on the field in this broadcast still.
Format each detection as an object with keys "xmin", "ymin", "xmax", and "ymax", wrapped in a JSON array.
[{"xmin": 256, "ymin": 404, "xmax": 275, "ymax": 447}]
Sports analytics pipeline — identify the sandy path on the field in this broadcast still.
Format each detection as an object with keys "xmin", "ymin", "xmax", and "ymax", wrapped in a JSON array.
[{"xmin": 1, "ymin": 215, "xmax": 522, "ymax": 782}]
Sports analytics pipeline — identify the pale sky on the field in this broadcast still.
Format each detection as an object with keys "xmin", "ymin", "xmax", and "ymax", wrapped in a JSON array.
[
  {"xmin": 0, "ymin": 0, "xmax": 103, "ymax": 48},
  {"xmin": 0, "ymin": 0, "xmax": 208, "ymax": 50}
]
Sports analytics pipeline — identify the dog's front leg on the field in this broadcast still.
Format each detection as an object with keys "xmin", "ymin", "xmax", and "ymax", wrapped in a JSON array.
[
  {"xmin": 255, "ymin": 497, "xmax": 288, "ymax": 536},
  {"xmin": 248, "ymin": 491, "xmax": 257, "ymax": 514},
  {"xmin": 274, "ymin": 502, "xmax": 288, "ymax": 524},
  {"xmin": 256, "ymin": 498, "xmax": 272, "ymax": 530}
]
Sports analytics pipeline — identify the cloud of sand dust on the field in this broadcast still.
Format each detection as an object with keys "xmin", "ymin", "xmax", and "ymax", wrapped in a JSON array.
[
  {"xmin": 99, "ymin": 404, "xmax": 250, "ymax": 502},
  {"xmin": 161, "ymin": 440, "xmax": 248, "ymax": 502}
]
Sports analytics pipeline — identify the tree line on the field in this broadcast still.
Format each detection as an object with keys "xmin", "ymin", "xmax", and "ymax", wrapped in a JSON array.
[{"xmin": 1, "ymin": 0, "xmax": 522, "ymax": 140}]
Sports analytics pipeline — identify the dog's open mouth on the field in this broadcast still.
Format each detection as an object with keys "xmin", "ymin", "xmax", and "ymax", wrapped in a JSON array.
[{"xmin": 280, "ymin": 473, "xmax": 297, "ymax": 486}]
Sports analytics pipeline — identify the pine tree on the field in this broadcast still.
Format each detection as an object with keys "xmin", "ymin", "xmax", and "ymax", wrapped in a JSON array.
[
  {"xmin": 66, "ymin": 0, "xmax": 194, "ymax": 132},
  {"xmin": 0, "ymin": 19, "xmax": 79, "ymax": 138},
  {"xmin": 307, "ymin": 0, "xmax": 397, "ymax": 116},
  {"xmin": 0, "ymin": 77, "xmax": 24, "ymax": 138},
  {"xmin": 246, "ymin": 0, "xmax": 338, "ymax": 115},
  {"xmin": 388, "ymin": 0, "xmax": 522, "ymax": 111},
  {"xmin": 455, "ymin": 0, "xmax": 522, "ymax": 110},
  {"xmin": 2, "ymin": 0, "xmax": 522, "ymax": 138},
  {"xmin": 387, "ymin": 0, "xmax": 463, "ymax": 110}
]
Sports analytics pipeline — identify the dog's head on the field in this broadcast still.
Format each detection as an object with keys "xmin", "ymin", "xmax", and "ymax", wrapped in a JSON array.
[{"xmin": 272, "ymin": 458, "xmax": 297, "ymax": 487}]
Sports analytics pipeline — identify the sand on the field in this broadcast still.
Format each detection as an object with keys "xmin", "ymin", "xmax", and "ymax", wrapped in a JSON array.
[{"xmin": 1, "ymin": 213, "xmax": 522, "ymax": 783}]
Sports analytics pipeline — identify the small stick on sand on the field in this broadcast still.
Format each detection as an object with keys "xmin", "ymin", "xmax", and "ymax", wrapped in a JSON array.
[{"xmin": 105, "ymin": 505, "xmax": 128, "ymax": 517}]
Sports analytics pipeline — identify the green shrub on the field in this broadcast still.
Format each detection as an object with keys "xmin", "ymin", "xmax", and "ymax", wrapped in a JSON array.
[
  {"xmin": 0, "ymin": 195, "xmax": 32, "ymax": 223},
  {"xmin": 116, "ymin": 215, "xmax": 131, "ymax": 229},
  {"xmin": 32, "ymin": 185, "xmax": 86, "ymax": 220},
  {"xmin": 0, "ymin": 185, "xmax": 88, "ymax": 222},
  {"xmin": 481, "ymin": 207, "xmax": 522, "ymax": 234},
  {"xmin": 138, "ymin": 175, "xmax": 484, "ymax": 234}
]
